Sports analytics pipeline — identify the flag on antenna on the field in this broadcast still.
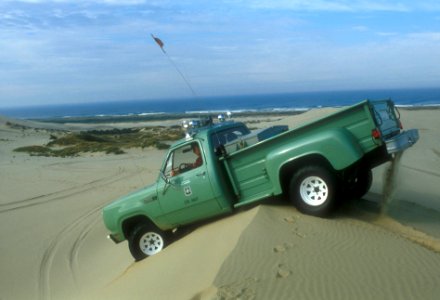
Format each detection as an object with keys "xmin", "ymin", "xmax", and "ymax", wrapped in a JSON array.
[
  {"xmin": 151, "ymin": 34, "xmax": 165, "ymax": 53},
  {"xmin": 149, "ymin": 33, "xmax": 197, "ymax": 97}
]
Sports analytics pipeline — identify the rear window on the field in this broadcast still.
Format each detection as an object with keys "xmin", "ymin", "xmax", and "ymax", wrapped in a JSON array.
[
  {"xmin": 211, "ymin": 126, "xmax": 250, "ymax": 150},
  {"xmin": 371, "ymin": 100, "xmax": 401, "ymax": 138}
]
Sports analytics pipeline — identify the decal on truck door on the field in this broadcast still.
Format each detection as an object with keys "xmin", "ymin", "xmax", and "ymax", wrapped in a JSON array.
[{"xmin": 184, "ymin": 186, "xmax": 192, "ymax": 197}]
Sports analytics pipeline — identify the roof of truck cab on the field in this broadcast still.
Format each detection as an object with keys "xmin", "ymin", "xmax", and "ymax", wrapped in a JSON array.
[{"xmin": 169, "ymin": 121, "xmax": 247, "ymax": 148}]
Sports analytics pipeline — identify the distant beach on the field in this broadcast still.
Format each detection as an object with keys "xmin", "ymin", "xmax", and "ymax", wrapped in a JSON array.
[{"xmin": 1, "ymin": 88, "xmax": 440, "ymax": 121}]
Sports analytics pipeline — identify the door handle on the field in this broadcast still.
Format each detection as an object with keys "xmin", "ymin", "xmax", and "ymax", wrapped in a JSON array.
[{"xmin": 196, "ymin": 171, "xmax": 206, "ymax": 177}]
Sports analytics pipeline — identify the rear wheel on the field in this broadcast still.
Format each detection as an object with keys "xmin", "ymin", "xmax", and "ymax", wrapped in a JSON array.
[
  {"xmin": 346, "ymin": 169, "xmax": 372, "ymax": 199},
  {"xmin": 128, "ymin": 223, "xmax": 168, "ymax": 261},
  {"xmin": 289, "ymin": 165, "xmax": 338, "ymax": 217}
]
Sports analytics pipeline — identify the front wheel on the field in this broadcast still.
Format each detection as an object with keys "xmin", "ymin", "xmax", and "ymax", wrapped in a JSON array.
[
  {"xmin": 128, "ymin": 224, "xmax": 168, "ymax": 261},
  {"xmin": 289, "ymin": 165, "xmax": 338, "ymax": 217}
]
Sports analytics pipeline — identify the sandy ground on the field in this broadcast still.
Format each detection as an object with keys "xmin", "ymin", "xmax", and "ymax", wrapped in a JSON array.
[{"xmin": 0, "ymin": 108, "xmax": 439, "ymax": 300}]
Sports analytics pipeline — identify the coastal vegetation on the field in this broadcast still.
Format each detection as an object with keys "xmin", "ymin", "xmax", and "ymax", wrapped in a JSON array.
[
  {"xmin": 9, "ymin": 111, "xmax": 293, "ymax": 157},
  {"xmin": 13, "ymin": 126, "xmax": 182, "ymax": 157}
]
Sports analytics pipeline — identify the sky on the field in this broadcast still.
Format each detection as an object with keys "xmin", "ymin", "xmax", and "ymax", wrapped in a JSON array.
[{"xmin": 1, "ymin": 0, "xmax": 440, "ymax": 107}]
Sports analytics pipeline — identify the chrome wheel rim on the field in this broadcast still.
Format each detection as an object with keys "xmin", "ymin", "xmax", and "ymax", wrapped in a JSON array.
[
  {"xmin": 300, "ymin": 176, "xmax": 329, "ymax": 206},
  {"xmin": 139, "ymin": 232, "xmax": 164, "ymax": 256}
]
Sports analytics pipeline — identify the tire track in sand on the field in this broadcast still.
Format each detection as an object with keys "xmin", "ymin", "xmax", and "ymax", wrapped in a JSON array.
[
  {"xmin": 37, "ymin": 169, "xmax": 142, "ymax": 300},
  {"xmin": 0, "ymin": 168, "xmax": 125, "ymax": 213},
  {"xmin": 38, "ymin": 203, "xmax": 105, "ymax": 300},
  {"xmin": 68, "ymin": 212, "xmax": 101, "ymax": 285},
  {"xmin": 402, "ymin": 164, "xmax": 440, "ymax": 178}
]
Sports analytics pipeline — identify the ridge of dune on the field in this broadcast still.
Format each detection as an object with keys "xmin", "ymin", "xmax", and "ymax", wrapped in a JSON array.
[
  {"xmin": 90, "ymin": 207, "xmax": 260, "ymax": 300},
  {"xmin": 374, "ymin": 214, "xmax": 440, "ymax": 253},
  {"xmin": 90, "ymin": 202, "xmax": 440, "ymax": 300},
  {"xmin": 211, "ymin": 205, "xmax": 440, "ymax": 300}
]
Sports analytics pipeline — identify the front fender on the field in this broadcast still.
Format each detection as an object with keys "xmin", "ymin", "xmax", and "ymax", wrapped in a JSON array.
[
  {"xmin": 265, "ymin": 128, "xmax": 364, "ymax": 195},
  {"xmin": 102, "ymin": 184, "xmax": 168, "ymax": 242},
  {"xmin": 104, "ymin": 200, "xmax": 167, "ymax": 243}
]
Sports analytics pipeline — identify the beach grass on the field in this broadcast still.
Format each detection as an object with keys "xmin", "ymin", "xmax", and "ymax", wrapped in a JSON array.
[{"xmin": 13, "ymin": 126, "xmax": 182, "ymax": 157}]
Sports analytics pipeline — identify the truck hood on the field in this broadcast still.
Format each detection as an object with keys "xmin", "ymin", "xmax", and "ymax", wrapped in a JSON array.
[{"xmin": 104, "ymin": 184, "xmax": 156, "ymax": 209}]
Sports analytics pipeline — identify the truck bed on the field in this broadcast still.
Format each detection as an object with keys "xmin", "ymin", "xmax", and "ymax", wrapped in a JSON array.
[{"xmin": 221, "ymin": 100, "xmax": 383, "ymax": 206}]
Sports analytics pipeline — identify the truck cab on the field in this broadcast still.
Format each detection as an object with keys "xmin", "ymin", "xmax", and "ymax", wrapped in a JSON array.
[
  {"xmin": 155, "ymin": 120, "xmax": 282, "ymax": 226},
  {"xmin": 103, "ymin": 121, "xmax": 257, "ymax": 260}
]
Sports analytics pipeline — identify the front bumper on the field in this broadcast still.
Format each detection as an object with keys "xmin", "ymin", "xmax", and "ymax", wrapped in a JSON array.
[
  {"xmin": 107, "ymin": 233, "xmax": 124, "ymax": 244},
  {"xmin": 385, "ymin": 129, "xmax": 419, "ymax": 153}
]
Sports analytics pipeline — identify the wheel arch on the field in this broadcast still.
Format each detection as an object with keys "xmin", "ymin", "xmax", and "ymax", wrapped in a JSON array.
[
  {"xmin": 279, "ymin": 154, "xmax": 336, "ymax": 196},
  {"xmin": 121, "ymin": 215, "xmax": 157, "ymax": 239},
  {"xmin": 266, "ymin": 128, "xmax": 364, "ymax": 196}
]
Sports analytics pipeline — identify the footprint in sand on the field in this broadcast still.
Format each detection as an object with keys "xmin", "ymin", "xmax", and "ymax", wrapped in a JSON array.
[
  {"xmin": 214, "ymin": 278, "xmax": 258, "ymax": 300},
  {"xmin": 283, "ymin": 216, "xmax": 306, "ymax": 237},
  {"xmin": 283, "ymin": 216, "xmax": 297, "ymax": 224},
  {"xmin": 273, "ymin": 245, "xmax": 286, "ymax": 253},
  {"xmin": 292, "ymin": 227, "xmax": 306, "ymax": 238},
  {"xmin": 276, "ymin": 264, "xmax": 291, "ymax": 279},
  {"xmin": 273, "ymin": 242, "xmax": 294, "ymax": 253}
]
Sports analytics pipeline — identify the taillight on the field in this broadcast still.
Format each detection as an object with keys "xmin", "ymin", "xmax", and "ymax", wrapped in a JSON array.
[
  {"xmin": 372, "ymin": 128, "xmax": 381, "ymax": 139},
  {"xmin": 399, "ymin": 120, "xmax": 403, "ymax": 129}
]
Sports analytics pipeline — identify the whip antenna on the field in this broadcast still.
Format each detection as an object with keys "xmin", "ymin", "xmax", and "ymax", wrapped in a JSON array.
[{"xmin": 151, "ymin": 34, "xmax": 197, "ymax": 98}]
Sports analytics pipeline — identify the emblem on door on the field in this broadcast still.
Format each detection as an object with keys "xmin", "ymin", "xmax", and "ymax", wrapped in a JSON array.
[{"xmin": 184, "ymin": 186, "xmax": 192, "ymax": 197}]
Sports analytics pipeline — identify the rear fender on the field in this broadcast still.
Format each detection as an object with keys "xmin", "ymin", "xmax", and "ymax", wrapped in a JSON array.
[{"xmin": 266, "ymin": 128, "xmax": 364, "ymax": 195}]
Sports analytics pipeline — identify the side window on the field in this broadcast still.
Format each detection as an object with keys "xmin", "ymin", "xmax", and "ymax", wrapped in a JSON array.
[{"xmin": 164, "ymin": 142, "xmax": 203, "ymax": 177}]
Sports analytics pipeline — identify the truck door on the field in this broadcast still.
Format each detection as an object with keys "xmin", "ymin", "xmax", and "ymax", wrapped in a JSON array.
[{"xmin": 156, "ymin": 141, "xmax": 221, "ymax": 225}]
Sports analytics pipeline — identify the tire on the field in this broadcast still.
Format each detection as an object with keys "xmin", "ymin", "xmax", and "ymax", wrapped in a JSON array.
[
  {"xmin": 289, "ymin": 165, "xmax": 338, "ymax": 217},
  {"xmin": 128, "ymin": 223, "xmax": 168, "ymax": 261},
  {"xmin": 346, "ymin": 169, "xmax": 372, "ymax": 199}
]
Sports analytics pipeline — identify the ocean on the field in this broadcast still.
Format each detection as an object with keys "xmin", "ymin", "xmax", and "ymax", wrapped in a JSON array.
[{"xmin": 1, "ymin": 88, "xmax": 440, "ymax": 120}]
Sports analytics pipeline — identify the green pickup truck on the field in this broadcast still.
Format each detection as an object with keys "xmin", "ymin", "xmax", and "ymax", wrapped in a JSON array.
[{"xmin": 103, "ymin": 99, "xmax": 419, "ymax": 260}]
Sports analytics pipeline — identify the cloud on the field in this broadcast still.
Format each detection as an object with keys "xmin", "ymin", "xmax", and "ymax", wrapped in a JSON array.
[
  {"xmin": 3, "ymin": 0, "xmax": 150, "ymax": 4},
  {"xmin": 233, "ymin": 0, "xmax": 440, "ymax": 13},
  {"xmin": 407, "ymin": 32, "xmax": 440, "ymax": 41},
  {"xmin": 1, "ymin": 0, "xmax": 439, "ymax": 106},
  {"xmin": 352, "ymin": 25, "xmax": 369, "ymax": 32},
  {"xmin": 239, "ymin": 0, "xmax": 410, "ymax": 12},
  {"xmin": 377, "ymin": 32, "xmax": 398, "ymax": 37},
  {"xmin": 194, "ymin": 27, "xmax": 440, "ymax": 93}
]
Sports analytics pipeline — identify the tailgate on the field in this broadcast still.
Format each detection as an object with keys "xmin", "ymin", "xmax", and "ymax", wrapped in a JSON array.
[{"xmin": 370, "ymin": 100, "xmax": 419, "ymax": 153}]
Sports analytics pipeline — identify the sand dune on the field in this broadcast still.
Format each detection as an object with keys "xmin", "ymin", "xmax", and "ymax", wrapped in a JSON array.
[
  {"xmin": 212, "ymin": 205, "xmax": 440, "ymax": 300},
  {"xmin": 1, "ymin": 108, "xmax": 439, "ymax": 300}
]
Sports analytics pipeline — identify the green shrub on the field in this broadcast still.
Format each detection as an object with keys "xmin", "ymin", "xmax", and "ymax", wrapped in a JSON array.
[
  {"xmin": 155, "ymin": 141, "xmax": 170, "ymax": 150},
  {"xmin": 15, "ymin": 125, "xmax": 181, "ymax": 157},
  {"xmin": 14, "ymin": 145, "xmax": 53, "ymax": 156}
]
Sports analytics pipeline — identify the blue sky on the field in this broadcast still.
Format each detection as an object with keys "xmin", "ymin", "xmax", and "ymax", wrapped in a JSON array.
[{"xmin": 1, "ymin": 0, "xmax": 440, "ymax": 107}]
